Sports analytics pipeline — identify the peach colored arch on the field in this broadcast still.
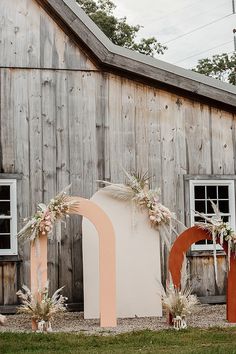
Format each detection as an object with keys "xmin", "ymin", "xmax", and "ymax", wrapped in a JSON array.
[
  {"xmin": 169, "ymin": 226, "xmax": 236, "ymax": 323},
  {"xmin": 31, "ymin": 197, "xmax": 117, "ymax": 328}
]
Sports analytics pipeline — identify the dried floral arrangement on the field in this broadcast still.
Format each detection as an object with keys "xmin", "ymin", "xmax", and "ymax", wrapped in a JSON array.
[
  {"xmin": 98, "ymin": 170, "xmax": 180, "ymax": 249},
  {"xmin": 162, "ymin": 284, "xmax": 198, "ymax": 330},
  {"xmin": 162, "ymin": 284, "xmax": 198, "ymax": 318},
  {"xmin": 195, "ymin": 200, "xmax": 236, "ymax": 278},
  {"xmin": 16, "ymin": 284, "xmax": 67, "ymax": 332},
  {"xmin": 18, "ymin": 186, "xmax": 80, "ymax": 242}
]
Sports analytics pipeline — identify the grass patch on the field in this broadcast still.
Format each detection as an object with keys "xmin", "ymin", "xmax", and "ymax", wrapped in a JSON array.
[{"xmin": 1, "ymin": 327, "xmax": 236, "ymax": 354}]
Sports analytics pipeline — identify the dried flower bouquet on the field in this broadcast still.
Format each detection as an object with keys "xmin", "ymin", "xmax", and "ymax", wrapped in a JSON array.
[
  {"xmin": 98, "ymin": 170, "xmax": 180, "ymax": 249},
  {"xmin": 17, "ymin": 186, "xmax": 80, "ymax": 242},
  {"xmin": 16, "ymin": 284, "xmax": 67, "ymax": 332}
]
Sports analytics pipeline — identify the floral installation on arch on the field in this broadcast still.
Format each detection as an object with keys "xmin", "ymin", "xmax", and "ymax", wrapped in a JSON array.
[
  {"xmin": 195, "ymin": 200, "xmax": 236, "ymax": 279},
  {"xmin": 16, "ymin": 283, "xmax": 67, "ymax": 333},
  {"xmin": 98, "ymin": 170, "xmax": 183, "ymax": 249},
  {"xmin": 17, "ymin": 186, "xmax": 80, "ymax": 242}
]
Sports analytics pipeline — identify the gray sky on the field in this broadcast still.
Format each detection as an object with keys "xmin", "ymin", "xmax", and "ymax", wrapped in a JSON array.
[{"xmin": 114, "ymin": 0, "xmax": 236, "ymax": 68}]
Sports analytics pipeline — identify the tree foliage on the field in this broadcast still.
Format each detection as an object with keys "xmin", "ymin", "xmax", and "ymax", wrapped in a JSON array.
[
  {"xmin": 193, "ymin": 52, "xmax": 236, "ymax": 85},
  {"xmin": 76, "ymin": 0, "xmax": 167, "ymax": 56}
]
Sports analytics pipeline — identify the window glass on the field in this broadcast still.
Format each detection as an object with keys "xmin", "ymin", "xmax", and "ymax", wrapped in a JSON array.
[
  {"xmin": 0, "ymin": 186, "xmax": 10, "ymax": 200},
  {"xmin": 190, "ymin": 180, "xmax": 235, "ymax": 251},
  {"xmin": 0, "ymin": 201, "xmax": 11, "ymax": 216},
  {"xmin": 0, "ymin": 235, "xmax": 10, "ymax": 249},
  {"xmin": 0, "ymin": 180, "xmax": 17, "ymax": 255},
  {"xmin": 0, "ymin": 219, "xmax": 10, "ymax": 233}
]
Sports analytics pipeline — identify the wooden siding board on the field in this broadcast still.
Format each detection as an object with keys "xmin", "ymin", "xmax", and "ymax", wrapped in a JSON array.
[
  {"xmin": 185, "ymin": 103, "xmax": 212, "ymax": 175},
  {"xmin": 11, "ymin": 70, "xmax": 31, "ymax": 286},
  {"xmin": 134, "ymin": 84, "xmax": 148, "ymax": 173},
  {"xmin": 68, "ymin": 71, "xmax": 84, "ymax": 303},
  {"xmin": 146, "ymin": 88, "xmax": 162, "ymax": 192},
  {"xmin": 211, "ymin": 109, "xmax": 234, "ymax": 175},
  {"xmin": 0, "ymin": 0, "xmax": 97, "ymax": 71},
  {"xmin": 41, "ymin": 70, "xmax": 58, "ymax": 294},
  {"xmin": 0, "ymin": 70, "xmax": 15, "ymax": 173},
  {"xmin": 3, "ymin": 263, "xmax": 18, "ymax": 304},
  {"xmin": 107, "ymin": 75, "xmax": 123, "ymax": 183},
  {"xmin": 55, "ymin": 71, "xmax": 72, "ymax": 300},
  {"xmin": 189, "ymin": 254, "xmax": 227, "ymax": 297},
  {"xmin": 121, "ymin": 79, "xmax": 136, "ymax": 174}
]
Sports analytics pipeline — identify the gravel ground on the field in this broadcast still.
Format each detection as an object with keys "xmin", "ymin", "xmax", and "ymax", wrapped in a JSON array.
[{"xmin": 0, "ymin": 305, "xmax": 235, "ymax": 335}]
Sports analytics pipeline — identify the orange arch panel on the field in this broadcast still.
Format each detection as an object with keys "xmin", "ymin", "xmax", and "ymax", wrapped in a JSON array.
[
  {"xmin": 168, "ymin": 226, "xmax": 236, "ymax": 323},
  {"xmin": 31, "ymin": 197, "xmax": 116, "ymax": 328}
]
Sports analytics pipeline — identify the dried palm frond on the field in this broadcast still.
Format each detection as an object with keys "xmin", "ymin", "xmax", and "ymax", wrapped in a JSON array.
[{"xmin": 101, "ymin": 184, "xmax": 135, "ymax": 201}]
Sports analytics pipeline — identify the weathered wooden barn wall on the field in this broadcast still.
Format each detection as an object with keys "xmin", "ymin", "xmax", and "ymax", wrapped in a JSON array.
[{"xmin": 0, "ymin": 0, "xmax": 235, "ymax": 306}]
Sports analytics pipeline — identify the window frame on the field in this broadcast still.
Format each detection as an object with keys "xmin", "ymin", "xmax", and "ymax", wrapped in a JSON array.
[
  {"xmin": 189, "ymin": 179, "xmax": 235, "ymax": 251},
  {"xmin": 0, "ymin": 179, "xmax": 17, "ymax": 256}
]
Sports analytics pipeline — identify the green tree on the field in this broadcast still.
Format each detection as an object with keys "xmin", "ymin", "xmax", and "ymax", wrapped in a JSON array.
[
  {"xmin": 76, "ymin": 0, "xmax": 167, "ymax": 56},
  {"xmin": 193, "ymin": 52, "xmax": 236, "ymax": 85}
]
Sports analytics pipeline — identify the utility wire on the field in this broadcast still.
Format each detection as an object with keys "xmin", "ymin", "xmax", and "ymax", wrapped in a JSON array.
[
  {"xmin": 163, "ymin": 13, "xmax": 233, "ymax": 44},
  {"xmin": 173, "ymin": 40, "xmax": 233, "ymax": 64},
  {"xmin": 154, "ymin": 0, "xmax": 228, "ymax": 24}
]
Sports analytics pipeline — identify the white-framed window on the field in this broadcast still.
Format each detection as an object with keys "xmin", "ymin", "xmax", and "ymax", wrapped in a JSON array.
[
  {"xmin": 0, "ymin": 180, "xmax": 17, "ymax": 255},
  {"xmin": 190, "ymin": 179, "xmax": 235, "ymax": 251}
]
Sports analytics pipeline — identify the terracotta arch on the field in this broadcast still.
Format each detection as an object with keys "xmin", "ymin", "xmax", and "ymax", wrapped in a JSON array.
[
  {"xmin": 31, "ymin": 197, "xmax": 116, "ymax": 328},
  {"xmin": 169, "ymin": 226, "xmax": 236, "ymax": 323}
]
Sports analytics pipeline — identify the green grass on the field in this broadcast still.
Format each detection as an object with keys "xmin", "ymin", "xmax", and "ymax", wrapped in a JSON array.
[{"xmin": 1, "ymin": 328, "xmax": 236, "ymax": 354}]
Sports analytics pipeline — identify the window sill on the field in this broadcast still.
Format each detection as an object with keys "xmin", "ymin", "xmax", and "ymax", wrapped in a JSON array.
[{"xmin": 0, "ymin": 255, "xmax": 21, "ymax": 262}]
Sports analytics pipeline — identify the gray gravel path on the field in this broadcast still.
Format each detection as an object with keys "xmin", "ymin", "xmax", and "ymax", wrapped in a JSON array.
[{"xmin": 0, "ymin": 305, "xmax": 235, "ymax": 335}]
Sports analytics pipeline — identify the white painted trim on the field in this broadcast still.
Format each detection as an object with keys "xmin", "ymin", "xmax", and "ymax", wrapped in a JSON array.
[
  {"xmin": 0, "ymin": 179, "xmax": 17, "ymax": 255},
  {"xmin": 189, "ymin": 179, "xmax": 235, "ymax": 251}
]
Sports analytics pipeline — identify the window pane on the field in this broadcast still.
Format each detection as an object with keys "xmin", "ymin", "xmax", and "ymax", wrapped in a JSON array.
[
  {"xmin": 195, "ymin": 200, "xmax": 205, "ymax": 213},
  {"xmin": 0, "ymin": 235, "xmax": 10, "ymax": 249},
  {"xmin": 222, "ymin": 215, "xmax": 229, "ymax": 222},
  {"xmin": 195, "ymin": 240, "xmax": 206, "ymax": 245},
  {"xmin": 207, "ymin": 185, "xmax": 217, "ymax": 199},
  {"xmin": 218, "ymin": 186, "xmax": 229, "ymax": 199},
  {"xmin": 0, "ymin": 219, "xmax": 10, "ymax": 233},
  {"xmin": 0, "ymin": 186, "xmax": 10, "ymax": 200},
  {"xmin": 194, "ymin": 216, "xmax": 205, "ymax": 223},
  {"xmin": 0, "ymin": 201, "xmax": 11, "ymax": 216},
  {"xmin": 207, "ymin": 200, "xmax": 217, "ymax": 213},
  {"xmin": 194, "ymin": 186, "xmax": 205, "ymax": 199},
  {"xmin": 219, "ymin": 200, "xmax": 229, "ymax": 213}
]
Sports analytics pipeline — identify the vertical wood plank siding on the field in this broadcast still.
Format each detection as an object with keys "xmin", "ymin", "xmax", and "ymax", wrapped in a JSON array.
[{"xmin": 0, "ymin": 0, "xmax": 235, "ymax": 304}]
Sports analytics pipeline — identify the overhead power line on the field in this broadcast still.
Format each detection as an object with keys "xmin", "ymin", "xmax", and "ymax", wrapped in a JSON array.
[
  {"xmin": 154, "ymin": 0, "xmax": 228, "ymax": 24},
  {"xmin": 173, "ymin": 40, "xmax": 233, "ymax": 64},
  {"xmin": 163, "ymin": 13, "xmax": 233, "ymax": 45}
]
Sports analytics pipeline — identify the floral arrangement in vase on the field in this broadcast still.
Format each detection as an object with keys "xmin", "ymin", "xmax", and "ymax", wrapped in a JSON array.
[
  {"xmin": 161, "ymin": 283, "xmax": 198, "ymax": 330},
  {"xmin": 17, "ymin": 185, "xmax": 80, "ymax": 242},
  {"xmin": 195, "ymin": 200, "xmax": 236, "ymax": 278},
  {"xmin": 98, "ymin": 170, "xmax": 182, "ymax": 249},
  {"xmin": 16, "ymin": 284, "xmax": 67, "ymax": 333}
]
